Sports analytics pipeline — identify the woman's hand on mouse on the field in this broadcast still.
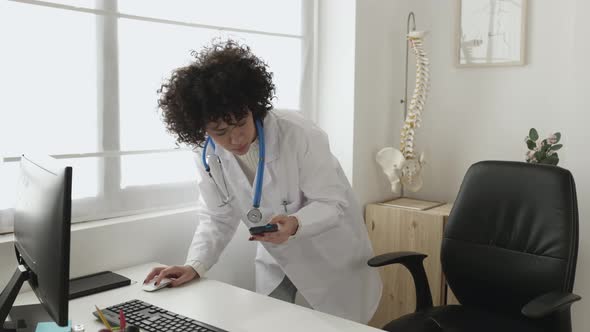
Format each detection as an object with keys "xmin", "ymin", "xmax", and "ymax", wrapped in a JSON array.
[{"xmin": 144, "ymin": 265, "xmax": 199, "ymax": 287}]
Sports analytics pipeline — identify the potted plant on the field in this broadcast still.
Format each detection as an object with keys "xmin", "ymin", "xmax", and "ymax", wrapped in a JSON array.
[{"xmin": 524, "ymin": 128, "xmax": 562, "ymax": 165}]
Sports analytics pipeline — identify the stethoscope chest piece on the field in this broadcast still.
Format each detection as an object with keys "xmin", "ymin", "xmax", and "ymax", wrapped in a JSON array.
[{"xmin": 247, "ymin": 208, "xmax": 263, "ymax": 223}]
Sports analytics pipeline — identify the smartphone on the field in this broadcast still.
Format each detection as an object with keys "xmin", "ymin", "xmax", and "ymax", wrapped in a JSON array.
[{"xmin": 249, "ymin": 224, "xmax": 278, "ymax": 235}]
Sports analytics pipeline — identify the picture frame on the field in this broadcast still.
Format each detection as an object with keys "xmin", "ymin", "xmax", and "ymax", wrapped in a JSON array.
[{"xmin": 455, "ymin": 0, "xmax": 527, "ymax": 67}]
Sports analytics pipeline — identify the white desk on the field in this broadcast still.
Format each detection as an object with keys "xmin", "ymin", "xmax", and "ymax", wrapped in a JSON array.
[{"xmin": 15, "ymin": 262, "xmax": 382, "ymax": 332}]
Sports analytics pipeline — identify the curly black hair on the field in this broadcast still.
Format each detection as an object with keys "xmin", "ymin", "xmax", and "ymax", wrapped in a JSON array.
[{"xmin": 157, "ymin": 39, "xmax": 275, "ymax": 148}]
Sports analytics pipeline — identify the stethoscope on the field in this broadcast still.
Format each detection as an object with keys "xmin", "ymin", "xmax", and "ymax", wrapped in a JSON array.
[{"xmin": 201, "ymin": 119, "xmax": 266, "ymax": 223}]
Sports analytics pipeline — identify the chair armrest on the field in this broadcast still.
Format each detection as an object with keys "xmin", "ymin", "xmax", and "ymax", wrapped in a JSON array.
[
  {"xmin": 368, "ymin": 252, "xmax": 433, "ymax": 312},
  {"xmin": 521, "ymin": 291, "xmax": 581, "ymax": 319},
  {"xmin": 368, "ymin": 251, "xmax": 427, "ymax": 267}
]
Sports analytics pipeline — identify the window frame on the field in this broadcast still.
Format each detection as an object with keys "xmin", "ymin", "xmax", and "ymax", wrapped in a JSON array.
[{"xmin": 1, "ymin": 0, "xmax": 317, "ymax": 231}]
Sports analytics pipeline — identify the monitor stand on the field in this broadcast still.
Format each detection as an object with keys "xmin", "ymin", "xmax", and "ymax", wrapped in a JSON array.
[
  {"xmin": 0, "ymin": 265, "xmax": 52, "ymax": 332},
  {"xmin": 4, "ymin": 304, "xmax": 52, "ymax": 332}
]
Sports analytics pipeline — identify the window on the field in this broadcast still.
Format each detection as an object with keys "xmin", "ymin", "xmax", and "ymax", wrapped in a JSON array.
[{"xmin": 0, "ymin": 0, "xmax": 314, "ymax": 233}]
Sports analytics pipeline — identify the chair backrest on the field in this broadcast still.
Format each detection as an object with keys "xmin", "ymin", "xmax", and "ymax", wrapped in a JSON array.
[{"xmin": 442, "ymin": 161, "xmax": 578, "ymax": 316}]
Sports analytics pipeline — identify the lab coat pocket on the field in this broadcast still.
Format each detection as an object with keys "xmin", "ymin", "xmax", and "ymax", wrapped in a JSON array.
[
  {"xmin": 276, "ymin": 200, "xmax": 300, "ymax": 216},
  {"xmin": 310, "ymin": 226, "xmax": 361, "ymax": 272}
]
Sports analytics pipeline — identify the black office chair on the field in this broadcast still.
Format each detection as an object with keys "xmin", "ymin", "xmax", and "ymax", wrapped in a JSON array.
[{"xmin": 369, "ymin": 161, "xmax": 581, "ymax": 332}]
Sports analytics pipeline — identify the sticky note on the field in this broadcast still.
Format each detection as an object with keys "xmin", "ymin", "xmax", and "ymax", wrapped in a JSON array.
[{"xmin": 35, "ymin": 320, "xmax": 72, "ymax": 332}]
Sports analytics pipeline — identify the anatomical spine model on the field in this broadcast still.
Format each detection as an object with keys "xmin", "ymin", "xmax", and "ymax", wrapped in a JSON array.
[{"xmin": 376, "ymin": 30, "xmax": 430, "ymax": 193}]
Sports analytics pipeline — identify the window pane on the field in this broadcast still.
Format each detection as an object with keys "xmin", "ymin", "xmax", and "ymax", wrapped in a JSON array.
[
  {"xmin": 0, "ymin": 2, "xmax": 98, "ymax": 157},
  {"xmin": 45, "ymin": 0, "xmax": 97, "ymax": 10},
  {"xmin": 0, "ymin": 162, "xmax": 20, "ymax": 210},
  {"xmin": 118, "ymin": 0, "xmax": 302, "ymax": 36},
  {"xmin": 0, "ymin": 157, "xmax": 97, "ymax": 210},
  {"xmin": 239, "ymin": 33, "xmax": 302, "ymax": 110},
  {"xmin": 61, "ymin": 157, "xmax": 99, "ymax": 199},
  {"xmin": 119, "ymin": 19, "xmax": 301, "ymax": 151},
  {"xmin": 118, "ymin": 19, "xmax": 213, "ymax": 151},
  {"xmin": 121, "ymin": 151, "xmax": 198, "ymax": 188}
]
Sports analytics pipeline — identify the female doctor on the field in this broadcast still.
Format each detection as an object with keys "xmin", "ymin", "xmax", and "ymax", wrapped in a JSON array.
[{"xmin": 144, "ymin": 40, "xmax": 382, "ymax": 323}]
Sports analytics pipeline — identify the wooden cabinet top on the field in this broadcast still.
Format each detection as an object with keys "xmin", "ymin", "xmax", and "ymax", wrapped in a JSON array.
[{"xmin": 369, "ymin": 197, "xmax": 454, "ymax": 217}]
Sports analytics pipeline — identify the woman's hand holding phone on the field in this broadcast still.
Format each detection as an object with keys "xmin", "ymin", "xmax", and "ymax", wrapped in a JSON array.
[{"xmin": 248, "ymin": 215, "xmax": 299, "ymax": 244}]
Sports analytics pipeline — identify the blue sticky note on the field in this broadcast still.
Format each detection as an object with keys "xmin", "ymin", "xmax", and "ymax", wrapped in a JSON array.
[{"xmin": 35, "ymin": 320, "xmax": 71, "ymax": 332}]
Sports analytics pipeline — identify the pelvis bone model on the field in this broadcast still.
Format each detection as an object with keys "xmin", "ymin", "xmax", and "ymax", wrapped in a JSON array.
[{"xmin": 376, "ymin": 30, "xmax": 430, "ymax": 193}]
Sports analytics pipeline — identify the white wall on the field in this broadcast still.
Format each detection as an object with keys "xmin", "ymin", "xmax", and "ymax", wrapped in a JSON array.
[
  {"xmin": 353, "ymin": 0, "xmax": 410, "ymax": 204},
  {"xmin": 316, "ymin": 0, "xmax": 356, "ymax": 182},
  {"xmin": 352, "ymin": 0, "xmax": 589, "ymax": 330}
]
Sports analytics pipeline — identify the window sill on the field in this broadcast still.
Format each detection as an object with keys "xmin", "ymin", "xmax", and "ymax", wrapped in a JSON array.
[{"xmin": 0, "ymin": 205, "xmax": 198, "ymax": 245}]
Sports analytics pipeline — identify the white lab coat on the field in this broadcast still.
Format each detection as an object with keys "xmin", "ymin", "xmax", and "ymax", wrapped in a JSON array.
[{"xmin": 186, "ymin": 110, "xmax": 382, "ymax": 323}]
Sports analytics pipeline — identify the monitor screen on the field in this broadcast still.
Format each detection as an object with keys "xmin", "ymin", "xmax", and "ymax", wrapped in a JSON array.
[{"xmin": 13, "ymin": 155, "xmax": 72, "ymax": 326}]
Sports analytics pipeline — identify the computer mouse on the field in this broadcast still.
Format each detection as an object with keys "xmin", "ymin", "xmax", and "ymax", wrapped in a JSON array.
[{"xmin": 141, "ymin": 277, "xmax": 173, "ymax": 292}]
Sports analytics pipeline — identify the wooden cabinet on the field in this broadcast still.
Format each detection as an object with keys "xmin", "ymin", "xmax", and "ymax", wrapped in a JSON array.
[{"xmin": 365, "ymin": 198, "xmax": 454, "ymax": 328}]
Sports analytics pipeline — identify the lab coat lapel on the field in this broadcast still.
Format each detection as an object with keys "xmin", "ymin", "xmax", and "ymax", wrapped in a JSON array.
[
  {"xmin": 258, "ymin": 113, "xmax": 280, "ymax": 211},
  {"xmin": 262, "ymin": 111, "xmax": 279, "ymax": 165}
]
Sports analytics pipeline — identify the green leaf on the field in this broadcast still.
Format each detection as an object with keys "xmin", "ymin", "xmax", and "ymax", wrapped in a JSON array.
[
  {"xmin": 526, "ymin": 140, "xmax": 536, "ymax": 150},
  {"xmin": 554, "ymin": 132, "xmax": 561, "ymax": 143},
  {"xmin": 541, "ymin": 141, "xmax": 551, "ymax": 152},
  {"xmin": 534, "ymin": 151, "xmax": 545, "ymax": 161},
  {"xmin": 550, "ymin": 144, "xmax": 563, "ymax": 151},
  {"xmin": 529, "ymin": 128, "xmax": 539, "ymax": 141},
  {"xmin": 546, "ymin": 155, "xmax": 559, "ymax": 165}
]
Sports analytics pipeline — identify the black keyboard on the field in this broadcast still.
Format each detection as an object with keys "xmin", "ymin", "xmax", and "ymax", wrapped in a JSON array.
[{"xmin": 93, "ymin": 299, "xmax": 228, "ymax": 332}]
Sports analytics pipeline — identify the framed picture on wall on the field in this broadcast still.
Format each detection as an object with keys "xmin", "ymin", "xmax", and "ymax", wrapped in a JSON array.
[{"xmin": 455, "ymin": 0, "xmax": 527, "ymax": 67}]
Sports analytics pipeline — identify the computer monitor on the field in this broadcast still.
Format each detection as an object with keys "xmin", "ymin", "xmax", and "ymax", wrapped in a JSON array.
[{"xmin": 0, "ymin": 155, "xmax": 72, "ymax": 332}]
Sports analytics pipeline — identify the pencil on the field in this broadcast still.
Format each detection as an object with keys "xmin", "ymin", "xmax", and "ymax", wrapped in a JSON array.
[
  {"xmin": 95, "ymin": 305, "xmax": 113, "ymax": 330},
  {"xmin": 119, "ymin": 309, "xmax": 126, "ymax": 330}
]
